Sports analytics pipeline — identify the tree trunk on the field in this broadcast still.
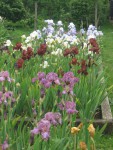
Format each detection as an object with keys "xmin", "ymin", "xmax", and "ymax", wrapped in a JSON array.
[
  {"xmin": 34, "ymin": 2, "xmax": 38, "ymax": 30},
  {"xmin": 95, "ymin": 0, "xmax": 98, "ymax": 27}
]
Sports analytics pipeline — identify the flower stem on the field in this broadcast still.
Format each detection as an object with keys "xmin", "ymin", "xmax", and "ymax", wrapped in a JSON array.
[
  {"xmin": 74, "ymin": 134, "xmax": 76, "ymax": 150},
  {"xmin": 91, "ymin": 137, "xmax": 96, "ymax": 150}
]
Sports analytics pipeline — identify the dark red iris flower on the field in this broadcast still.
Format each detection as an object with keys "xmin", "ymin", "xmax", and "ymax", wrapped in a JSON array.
[
  {"xmin": 78, "ymin": 60, "xmax": 88, "ymax": 75},
  {"xmin": 63, "ymin": 48, "xmax": 70, "ymax": 57},
  {"xmin": 63, "ymin": 46, "xmax": 79, "ymax": 57},
  {"xmin": 71, "ymin": 58, "xmax": 78, "ymax": 65},
  {"xmin": 37, "ymin": 43, "xmax": 47, "ymax": 56},
  {"xmin": 70, "ymin": 46, "xmax": 79, "ymax": 55},
  {"xmin": 89, "ymin": 38, "xmax": 99, "ymax": 54},
  {"xmin": 22, "ymin": 47, "xmax": 33, "ymax": 60},
  {"xmin": 16, "ymin": 58, "xmax": 24, "ymax": 68},
  {"xmin": 13, "ymin": 43, "xmax": 22, "ymax": 51}
]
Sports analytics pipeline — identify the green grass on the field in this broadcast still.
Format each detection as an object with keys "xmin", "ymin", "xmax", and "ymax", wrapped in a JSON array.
[
  {"xmin": 7, "ymin": 27, "xmax": 33, "ymax": 44},
  {"xmin": 97, "ymin": 134, "xmax": 113, "ymax": 150},
  {"xmin": 101, "ymin": 22, "xmax": 113, "ymax": 113},
  {"xmin": 96, "ymin": 23, "xmax": 113, "ymax": 149}
]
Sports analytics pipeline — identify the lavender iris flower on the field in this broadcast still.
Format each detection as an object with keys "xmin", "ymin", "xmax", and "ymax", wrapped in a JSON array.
[
  {"xmin": 80, "ymin": 28, "xmax": 85, "ymax": 35},
  {"xmin": 44, "ymin": 112, "xmax": 62, "ymax": 126},
  {"xmin": 0, "ymin": 91, "xmax": 15, "ymax": 105},
  {"xmin": 47, "ymin": 25, "xmax": 54, "ymax": 34},
  {"xmin": 30, "ymin": 112, "xmax": 62, "ymax": 141},
  {"xmin": 57, "ymin": 27, "xmax": 64, "ymax": 36},
  {"xmin": 36, "ymin": 30, "xmax": 42, "ymax": 39},
  {"xmin": 31, "ymin": 119, "xmax": 51, "ymax": 140},
  {"xmin": 31, "ymin": 127, "xmax": 39, "ymax": 135},
  {"xmin": 32, "ymin": 77, "xmax": 38, "ymax": 83},
  {"xmin": 61, "ymin": 72, "xmax": 79, "ymax": 94},
  {"xmin": 0, "ymin": 71, "xmax": 12, "ymax": 82},
  {"xmin": 2, "ymin": 140, "xmax": 9, "ymax": 150},
  {"xmin": 65, "ymin": 101, "xmax": 78, "ymax": 114},
  {"xmin": 46, "ymin": 72, "xmax": 60, "ymax": 85},
  {"xmin": 37, "ymin": 72, "xmax": 46, "ymax": 81},
  {"xmin": 41, "ymin": 78, "xmax": 51, "ymax": 88},
  {"xmin": 58, "ymin": 101, "xmax": 78, "ymax": 115},
  {"xmin": 68, "ymin": 28, "xmax": 76, "ymax": 36},
  {"xmin": 41, "ymin": 132, "xmax": 50, "ymax": 140}
]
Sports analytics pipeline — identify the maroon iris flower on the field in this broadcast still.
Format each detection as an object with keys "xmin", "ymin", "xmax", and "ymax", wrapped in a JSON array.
[
  {"xmin": 89, "ymin": 38, "xmax": 99, "ymax": 54},
  {"xmin": 37, "ymin": 43, "xmax": 47, "ymax": 56},
  {"xmin": 13, "ymin": 42, "xmax": 22, "ymax": 51},
  {"xmin": 78, "ymin": 60, "xmax": 88, "ymax": 75}
]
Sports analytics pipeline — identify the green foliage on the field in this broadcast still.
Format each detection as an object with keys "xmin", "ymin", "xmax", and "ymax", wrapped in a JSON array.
[
  {"xmin": 101, "ymin": 23, "xmax": 113, "ymax": 100},
  {"xmin": 30, "ymin": 0, "xmax": 109, "ymax": 26},
  {"xmin": 0, "ymin": 18, "xmax": 9, "ymax": 45},
  {"xmin": 0, "ymin": 0, "xmax": 26, "ymax": 22},
  {"xmin": 0, "ymin": 0, "xmax": 110, "ymax": 26}
]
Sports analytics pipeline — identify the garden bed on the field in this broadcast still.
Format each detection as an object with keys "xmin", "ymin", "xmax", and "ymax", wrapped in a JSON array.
[{"xmin": 0, "ymin": 20, "xmax": 112, "ymax": 149}]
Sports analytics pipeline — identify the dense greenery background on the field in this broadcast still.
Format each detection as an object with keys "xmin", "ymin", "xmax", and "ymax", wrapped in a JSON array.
[{"xmin": 0, "ymin": 0, "xmax": 110, "ymax": 27}]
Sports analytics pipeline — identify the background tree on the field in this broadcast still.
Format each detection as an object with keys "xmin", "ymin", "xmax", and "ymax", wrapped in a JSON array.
[
  {"xmin": 91, "ymin": 0, "xmax": 110, "ymax": 27},
  {"xmin": 0, "ymin": 0, "xmax": 26, "ymax": 22},
  {"xmin": 0, "ymin": 0, "xmax": 110, "ymax": 27}
]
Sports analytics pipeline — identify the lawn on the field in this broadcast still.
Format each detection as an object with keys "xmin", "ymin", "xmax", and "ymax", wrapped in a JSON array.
[
  {"xmin": 7, "ymin": 27, "xmax": 33, "ymax": 44},
  {"xmin": 97, "ymin": 22, "xmax": 113, "ymax": 149},
  {"xmin": 101, "ymin": 22, "xmax": 113, "ymax": 113},
  {"xmin": 97, "ymin": 134, "xmax": 113, "ymax": 150}
]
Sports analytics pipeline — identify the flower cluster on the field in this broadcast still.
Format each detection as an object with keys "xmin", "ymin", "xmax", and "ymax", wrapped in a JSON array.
[
  {"xmin": 37, "ymin": 43, "xmax": 47, "ymax": 56},
  {"xmin": 0, "ymin": 71, "xmax": 12, "ymax": 82},
  {"xmin": 79, "ymin": 141, "xmax": 87, "ymax": 150},
  {"xmin": 71, "ymin": 123, "xmax": 83, "ymax": 134},
  {"xmin": 63, "ymin": 46, "xmax": 79, "ymax": 57},
  {"xmin": 0, "ymin": 91, "xmax": 15, "ymax": 106},
  {"xmin": 89, "ymin": 38, "xmax": 99, "ymax": 54},
  {"xmin": 58, "ymin": 101, "xmax": 78, "ymax": 115},
  {"xmin": 15, "ymin": 58, "xmax": 24, "ymax": 69},
  {"xmin": 13, "ymin": 42, "xmax": 22, "ymax": 51},
  {"xmin": 87, "ymin": 24, "xmax": 103, "ymax": 40},
  {"xmin": 88, "ymin": 124, "xmax": 95, "ymax": 138},
  {"xmin": 43, "ymin": 20, "xmax": 55, "ymax": 35},
  {"xmin": 70, "ymin": 58, "xmax": 78, "ymax": 65},
  {"xmin": 30, "ymin": 112, "xmax": 62, "ymax": 141},
  {"xmin": 4, "ymin": 40, "xmax": 13, "ymax": 47},
  {"xmin": 40, "ymin": 61, "xmax": 49, "ymax": 68},
  {"xmin": 30, "ymin": 119, "xmax": 50, "ymax": 142},
  {"xmin": 68, "ymin": 22, "xmax": 76, "ymax": 36},
  {"xmin": 22, "ymin": 47, "xmax": 33, "ymax": 60},
  {"xmin": 51, "ymin": 48, "xmax": 63, "ymax": 56},
  {"xmin": 45, "ymin": 112, "xmax": 62, "ymax": 125},
  {"xmin": 32, "ymin": 71, "xmax": 79, "ymax": 94},
  {"xmin": 78, "ymin": 60, "xmax": 88, "ymax": 75},
  {"xmin": 15, "ymin": 47, "xmax": 34, "ymax": 69},
  {"xmin": 42, "ymin": 20, "xmax": 79, "ymax": 49},
  {"xmin": 2, "ymin": 140, "xmax": 9, "ymax": 150},
  {"xmin": 32, "ymin": 72, "xmax": 60, "ymax": 87},
  {"xmin": 24, "ymin": 30, "xmax": 42, "ymax": 45},
  {"xmin": 61, "ymin": 72, "xmax": 79, "ymax": 94}
]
